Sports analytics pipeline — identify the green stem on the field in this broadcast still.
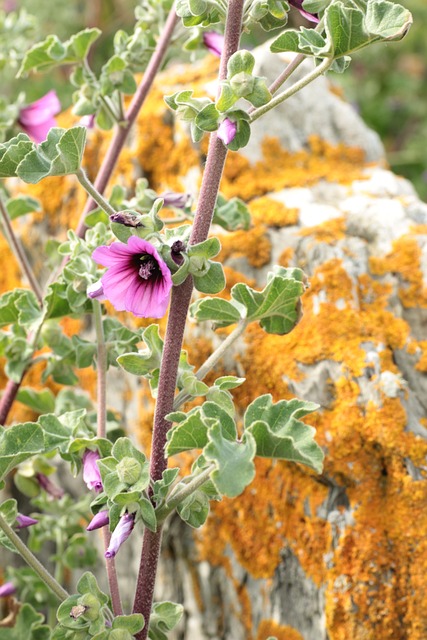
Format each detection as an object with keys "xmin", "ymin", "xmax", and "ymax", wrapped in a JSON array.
[
  {"xmin": 156, "ymin": 463, "xmax": 216, "ymax": 523},
  {"xmin": 250, "ymin": 56, "xmax": 333, "ymax": 123},
  {"xmin": 0, "ymin": 195, "xmax": 43, "ymax": 304},
  {"xmin": 0, "ymin": 513, "xmax": 69, "ymax": 601},
  {"xmin": 173, "ymin": 319, "xmax": 248, "ymax": 410},
  {"xmin": 75, "ymin": 168, "xmax": 117, "ymax": 218},
  {"xmin": 92, "ymin": 300, "xmax": 123, "ymax": 617}
]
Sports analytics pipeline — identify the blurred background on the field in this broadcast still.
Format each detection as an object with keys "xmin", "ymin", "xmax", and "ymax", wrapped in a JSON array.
[{"xmin": 2, "ymin": 0, "xmax": 426, "ymax": 199}]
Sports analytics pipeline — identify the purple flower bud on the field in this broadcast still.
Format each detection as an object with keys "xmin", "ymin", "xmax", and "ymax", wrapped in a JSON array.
[
  {"xmin": 202, "ymin": 31, "xmax": 224, "ymax": 57},
  {"xmin": 110, "ymin": 211, "xmax": 143, "ymax": 227},
  {"xmin": 16, "ymin": 513, "xmax": 38, "ymax": 529},
  {"xmin": 160, "ymin": 191, "xmax": 190, "ymax": 210},
  {"xmin": 0, "ymin": 582, "xmax": 16, "ymax": 598},
  {"xmin": 82, "ymin": 450, "xmax": 103, "ymax": 493},
  {"xmin": 18, "ymin": 90, "xmax": 61, "ymax": 144},
  {"xmin": 36, "ymin": 473, "xmax": 64, "ymax": 499},
  {"xmin": 87, "ymin": 510, "xmax": 110, "ymax": 532},
  {"xmin": 289, "ymin": 0, "xmax": 319, "ymax": 22},
  {"xmin": 105, "ymin": 513, "xmax": 135, "ymax": 558},
  {"xmin": 171, "ymin": 240, "xmax": 186, "ymax": 265},
  {"xmin": 87, "ymin": 280, "xmax": 107, "ymax": 301},
  {"xmin": 217, "ymin": 118, "xmax": 237, "ymax": 145},
  {"xmin": 79, "ymin": 114, "xmax": 95, "ymax": 129}
]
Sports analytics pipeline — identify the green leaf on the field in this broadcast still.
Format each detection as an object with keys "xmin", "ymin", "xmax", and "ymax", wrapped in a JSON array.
[
  {"xmin": 166, "ymin": 412, "xmax": 210, "ymax": 456},
  {"xmin": 139, "ymin": 496, "xmax": 157, "ymax": 532},
  {"xmin": 177, "ymin": 490, "xmax": 210, "ymax": 528},
  {"xmin": 0, "ymin": 422, "xmax": 45, "ymax": 480},
  {"xmin": 0, "ymin": 134, "xmax": 34, "ymax": 178},
  {"xmin": 212, "ymin": 194, "xmax": 251, "ymax": 231},
  {"xmin": 193, "ymin": 261, "xmax": 225, "ymax": 294},
  {"xmin": 0, "ymin": 289, "xmax": 31, "ymax": 327},
  {"xmin": 16, "ymin": 127, "xmax": 87, "ymax": 183},
  {"xmin": 0, "ymin": 603, "xmax": 50, "ymax": 640},
  {"xmin": 16, "ymin": 388, "xmax": 56, "ymax": 414},
  {"xmin": 231, "ymin": 266, "xmax": 306, "ymax": 334},
  {"xmin": 5, "ymin": 196, "xmax": 41, "ymax": 220},
  {"xmin": 204, "ymin": 423, "xmax": 256, "ymax": 498},
  {"xmin": 195, "ymin": 103, "xmax": 220, "ymax": 132},
  {"xmin": 227, "ymin": 50, "xmax": 255, "ymax": 77},
  {"xmin": 117, "ymin": 324, "xmax": 163, "ymax": 376},
  {"xmin": 190, "ymin": 297, "xmax": 242, "ymax": 329},
  {"xmin": 112, "ymin": 614, "xmax": 145, "ymax": 634},
  {"xmin": 77, "ymin": 571, "xmax": 109, "ymax": 605},
  {"xmin": 244, "ymin": 394, "xmax": 323, "ymax": 472},
  {"xmin": 148, "ymin": 602, "xmax": 184, "ymax": 640},
  {"xmin": 18, "ymin": 28, "xmax": 101, "ymax": 76},
  {"xmin": 38, "ymin": 414, "xmax": 71, "ymax": 451}
]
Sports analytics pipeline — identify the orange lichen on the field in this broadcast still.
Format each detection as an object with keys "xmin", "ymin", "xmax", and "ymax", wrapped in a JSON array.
[
  {"xmin": 299, "ymin": 216, "xmax": 346, "ymax": 243},
  {"xmin": 248, "ymin": 196, "xmax": 299, "ymax": 228},
  {"xmin": 369, "ymin": 233, "xmax": 427, "ymax": 308},
  {"xmin": 256, "ymin": 620, "xmax": 304, "ymax": 640},
  {"xmin": 414, "ymin": 341, "xmax": 427, "ymax": 372},
  {"xmin": 219, "ymin": 225, "xmax": 271, "ymax": 268}
]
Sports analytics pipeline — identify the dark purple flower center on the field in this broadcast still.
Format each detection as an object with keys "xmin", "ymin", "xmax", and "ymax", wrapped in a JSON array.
[{"xmin": 136, "ymin": 254, "xmax": 158, "ymax": 280}]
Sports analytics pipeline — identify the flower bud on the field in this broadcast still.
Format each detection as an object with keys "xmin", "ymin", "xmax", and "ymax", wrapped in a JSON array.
[
  {"xmin": 0, "ymin": 582, "xmax": 16, "ymax": 597},
  {"xmin": 16, "ymin": 513, "xmax": 38, "ymax": 529},
  {"xmin": 105, "ymin": 513, "xmax": 135, "ymax": 558},
  {"xmin": 82, "ymin": 449, "xmax": 103, "ymax": 493},
  {"xmin": 77, "ymin": 593, "xmax": 101, "ymax": 621},
  {"xmin": 217, "ymin": 118, "xmax": 237, "ymax": 145},
  {"xmin": 230, "ymin": 72, "xmax": 255, "ymax": 97},
  {"xmin": 110, "ymin": 211, "xmax": 143, "ymax": 227},
  {"xmin": 87, "ymin": 510, "xmax": 109, "ymax": 532},
  {"xmin": 36, "ymin": 473, "xmax": 64, "ymax": 499},
  {"xmin": 116, "ymin": 457, "xmax": 142, "ymax": 485},
  {"xmin": 87, "ymin": 280, "xmax": 106, "ymax": 301}
]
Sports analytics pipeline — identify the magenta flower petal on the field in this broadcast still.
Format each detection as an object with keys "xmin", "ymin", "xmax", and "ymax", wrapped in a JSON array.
[
  {"xmin": 82, "ymin": 450, "xmax": 103, "ymax": 493},
  {"xmin": 0, "ymin": 582, "xmax": 16, "ymax": 598},
  {"xmin": 16, "ymin": 513, "xmax": 38, "ymax": 529},
  {"xmin": 87, "ymin": 510, "xmax": 110, "ymax": 531},
  {"xmin": 217, "ymin": 118, "xmax": 237, "ymax": 145},
  {"xmin": 92, "ymin": 237, "xmax": 173, "ymax": 318},
  {"xmin": 203, "ymin": 31, "xmax": 224, "ymax": 57},
  {"xmin": 105, "ymin": 513, "xmax": 135, "ymax": 558},
  {"xmin": 160, "ymin": 191, "xmax": 190, "ymax": 209},
  {"xmin": 18, "ymin": 90, "xmax": 61, "ymax": 143},
  {"xmin": 36, "ymin": 473, "xmax": 64, "ymax": 499}
]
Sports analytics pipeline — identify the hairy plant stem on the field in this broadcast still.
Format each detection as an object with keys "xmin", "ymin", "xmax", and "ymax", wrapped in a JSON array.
[
  {"xmin": 74, "ymin": 4, "xmax": 179, "ymax": 240},
  {"xmin": 0, "ymin": 374, "xmax": 25, "ymax": 426},
  {"xmin": 250, "ymin": 56, "xmax": 333, "ymax": 122},
  {"xmin": 93, "ymin": 300, "xmax": 123, "ymax": 617},
  {"xmin": 75, "ymin": 168, "xmax": 117, "ymax": 218},
  {"xmin": 0, "ymin": 513, "xmax": 69, "ymax": 601},
  {"xmin": 132, "ymin": 2, "xmax": 245, "ymax": 637},
  {"xmin": 0, "ymin": 196, "xmax": 43, "ymax": 304},
  {"xmin": 173, "ymin": 319, "xmax": 248, "ymax": 410}
]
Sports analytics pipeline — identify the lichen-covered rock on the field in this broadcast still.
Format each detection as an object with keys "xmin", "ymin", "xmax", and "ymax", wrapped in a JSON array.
[{"xmin": 3, "ymin": 47, "xmax": 427, "ymax": 640}]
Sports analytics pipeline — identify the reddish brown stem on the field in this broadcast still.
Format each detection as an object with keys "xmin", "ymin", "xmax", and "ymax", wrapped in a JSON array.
[
  {"xmin": 0, "ymin": 376, "xmax": 24, "ymax": 426},
  {"xmin": 132, "ymin": 2, "xmax": 245, "ymax": 637}
]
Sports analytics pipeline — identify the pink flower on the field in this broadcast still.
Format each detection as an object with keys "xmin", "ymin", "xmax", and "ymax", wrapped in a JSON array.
[
  {"xmin": 16, "ymin": 513, "xmax": 38, "ymax": 529},
  {"xmin": 289, "ymin": 0, "xmax": 319, "ymax": 22},
  {"xmin": 217, "ymin": 118, "xmax": 237, "ymax": 145},
  {"xmin": 160, "ymin": 191, "xmax": 190, "ymax": 210},
  {"xmin": 82, "ymin": 450, "xmax": 103, "ymax": 493},
  {"xmin": 36, "ymin": 473, "xmax": 64, "ymax": 499},
  {"xmin": 105, "ymin": 513, "xmax": 135, "ymax": 558},
  {"xmin": 202, "ymin": 31, "xmax": 224, "ymax": 57},
  {"xmin": 92, "ymin": 236, "xmax": 173, "ymax": 318},
  {"xmin": 0, "ymin": 582, "xmax": 16, "ymax": 598},
  {"xmin": 87, "ymin": 510, "xmax": 109, "ymax": 531},
  {"xmin": 18, "ymin": 90, "xmax": 61, "ymax": 144},
  {"xmin": 79, "ymin": 114, "xmax": 95, "ymax": 129}
]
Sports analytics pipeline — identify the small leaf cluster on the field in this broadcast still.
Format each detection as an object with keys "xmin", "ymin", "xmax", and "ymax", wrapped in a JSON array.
[
  {"xmin": 176, "ymin": 0, "xmax": 224, "ymax": 27},
  {"xmin": 165, "ymin": 50, "xmax": 271, "ymax": 149},
  {"xmin": 271, "ymin": 0, "xmax": 412, "ymax": 70},
  {"xmin": 53, "ymin": 572, "xmax": 145, "ymax": 640},
  {"xmin": 0, "ymin": 8, "xmax": 37, "ymax": 73},
  {"xmin": 245, "ymin": 0, "xmax": 292, "ymax": 31},
  {"xmin": 95, "ymin": 437, "xmax": 155, "ymax": 532}
]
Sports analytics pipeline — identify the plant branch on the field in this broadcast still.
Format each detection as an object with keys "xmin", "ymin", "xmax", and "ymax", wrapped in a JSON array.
[
  {"xmin": 75, "ymin": 168, "xmax": 117, "ymax": 218},
  {"xmin": 0, "ymin": 375, "xmax": 25, "ymax": 426},
  {"xmin": 250, "ymin": 56, "xmax": 333, "ymax": 123},
  {"xmin": 74, "ymin": 4, "xmax": 179, "ymax": 240},
  {"xmin": 156, "ymin": 463, "xmax": 216, "ymax": 523},
  {"xmin": 0, "ymin": 196, "xmax": 43, "ymax": 304},
  {"xmin": 173, "ymin": 319, "xmax": 248, "ymax": 410},
  {"xmin": 93, "ymin": 300, "xmax": 123, "ymax": 617},
  {"xmin": 0, "ymin": 513, "xmax": 69, "ymax": 601},
  {"xmin": 132, "ymin": 2, "xmax": 245, "ymax": 637}
]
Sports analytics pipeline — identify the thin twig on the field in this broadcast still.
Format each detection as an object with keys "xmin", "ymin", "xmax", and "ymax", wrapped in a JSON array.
[
  {"xmin": 0, "ymin": 196, "xmax": 43, "ymax": 304},
  {"xmin": 92, "ymin": 300, "xmax": 123, "ymax": 616},
  {"xmin": 0, "ymin": 513, "xmax": 69, "ymax": 601}
]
